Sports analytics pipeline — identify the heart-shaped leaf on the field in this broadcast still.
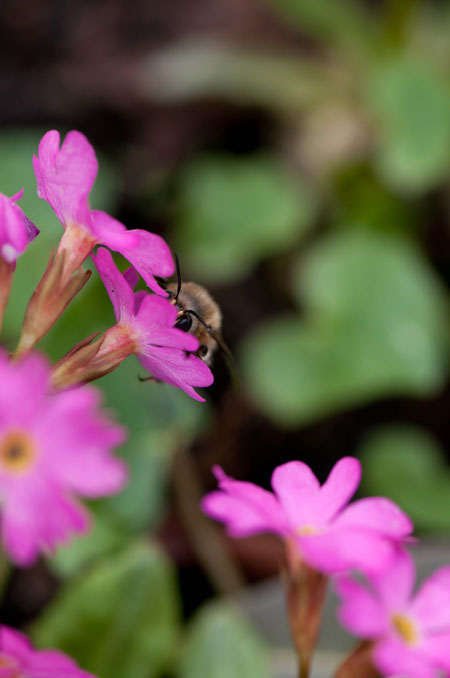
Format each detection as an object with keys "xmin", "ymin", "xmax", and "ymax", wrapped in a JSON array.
[
  {"xmin": 359, "ymin": 425, "xmax": 450, "ymax": 533},
  {"xmin": 178, "ymin": 601, "xmax": 270, "ymax": 678},
  {"xmin": 34, "ymin": 541, "xmax": 180, "ymax": 678},
  {"xmin": 240, "ymin": 230, "xmax": 447, "ymax": 426}
]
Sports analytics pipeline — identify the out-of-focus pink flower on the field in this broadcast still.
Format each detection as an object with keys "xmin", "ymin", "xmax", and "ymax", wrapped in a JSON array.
[
  {"xmin": 0, "ymin": 190, "xmax": 39, "ymax": 264},
  {"xmin": 335, "ymin": 549, "xmax": 450, "ymax": 678},
  {"xmin": 201, "ymin": 458, "xmax": 413, "ymax": 575},
  {"xmin": 0, "ymin": 625, "xmax": 96, "ymax": 677},
  {"xmin": 0, "ymin": 350, "xmax": 127, "ymax": 566},
  {"xmin": 88, "ymin": 247, "xmax": 213, "ymax": 401},
  {"xmin": 33, "ymin": 130, "xmax": 173, "ymax": 293}
]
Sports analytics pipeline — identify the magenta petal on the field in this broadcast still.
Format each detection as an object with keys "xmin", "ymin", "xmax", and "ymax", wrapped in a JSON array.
[
  {"xmin": 298, "ymin": 526, "xmax": 396, "ymax": 575},
  {"xmin": 135, "ymin": 295, "xmax": 199, "ymax": 351},
  {"xmin": 421, "ymin": 632, "xmax": 450, "ymax": 670},
  {"xmin": 334, "ymin": 575, "xmax": 388, "ymax": 637},
  {"xmin": 123, "ymin": 266, "xmax": 140, "ymax": 290},
  {"xmin": 201, "ymin": 488, "xmax": 287, "ymax": 538},
  {"xmin": 90, "ymin": 210, "xmax": 140, "ymax": 251},
  {"xmin": 271, "ymin": 461, "xmax": 321, "ymax": 527},
  {"xmin": 211, "ymin": 466, "xmax": 289, "ymax": 535},
  {"xmin": 319, "ymin": 457, "xmax": 361, "ymax": 521},
  {"xmin": 34, "ymin": 130, "xmax": 98, "ymax": 227},
  {"xmin": 0, "ymin": 627, "xmax": 31, "ymax": 662},
  {"xmin": 370, "ymin": 547, "xmax": 415, "ymax": 611},
  {"xmin": 334, "ymin": 496, "xmax": 413, "ymax": 538},
  {"xmin": 374, "ymin": 637, "xmax": 436, "ymax": 678},
  {"xmin": 139, "ymin": 347, "xmax": 213, "ymax": 401},
  {"xmin": 92, "ymin": 247, "xmax": 135, "ymax": 322},
  {"xmin": 410, "ymin": 566, "xmax": 450, "ymax": 633},
  {"xmin": 118, "ymin": 229, "xmax": 174, "ymax": 295}
]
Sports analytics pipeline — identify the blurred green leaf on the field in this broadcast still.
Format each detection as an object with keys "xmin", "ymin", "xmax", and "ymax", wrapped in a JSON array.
[
  {"xmin": 360, "ymin": 426, "xmax": 450, "ymax": 532},
  {"xmin": 265, "ymin": 0, "xmax": 374, "ymax": 55},
  {"xmin": 174, "ymin": 154, "xmax": 316, "ymax": 283},
  {"xmin": 368, "ymin": 57, "xmax": 450, "ymax": 192},
  {"xmin": 34, "ymin": 541, "xmax": 180, "ymax": 678},
  {"xmin": 178, "ymin": 602, "xmax": 270, "ymax": 678},
  {"xmin": 240, "ymin": 230, "xmax": 447, "ymax": 426}
]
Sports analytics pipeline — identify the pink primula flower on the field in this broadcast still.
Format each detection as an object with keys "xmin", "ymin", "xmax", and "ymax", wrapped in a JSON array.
[
  {"xmin": 0, "ymin": 350, "xmax": 127, "ymax": 566},
  {"xmin": 201, "ymin": 457, "xmax": 413, "ymax": 575},
  {"xmin": 0, "ymin": 190, "xmax": 39, "ymax": 264},
  {"xmin": 0, "ymin": 625, "xmax": 96, "ymax": 677},
  {"xmin": 335, "ymin": 548, "xmax": 450, "ymax": 678},
  {"xmin": 33, "ymin": 130, "xmax": 173, "ymax": 293},
  {"xmin": 91, "ymin": 247, "xmax": 213, "ymax": 401}
]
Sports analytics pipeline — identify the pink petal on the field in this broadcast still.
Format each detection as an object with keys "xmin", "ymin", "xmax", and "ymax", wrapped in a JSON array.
[
  {"xmin": 421, "ymin": 632, "xmax": 450, "ymax": 670},
  {"xmin": 139, "ymin": 347, "xmax": 213, "ymax": 401},
  {"xmin": 34, "ymin": 130, "xmax": 98, "ymax": 227},
  {"xmin": 118, "ymin": 229, "xmax": 174, "ymax": 295},
  {"xmin": 90, "ymin": 210, "xmax": 140, "ymax": 251},
  {"xmin": 271, "ymin": 461, "xmax": 321, "ymax": 528},
  {"xmin": 2, "ymin": 483, "xmax": 90, "ymax": 567},
  {"xmin": 211, "ymin": 466, "xmax": 289, "ymax": 535},
  {"xmin": 334, "ymin": 496, "xmax": 413, "ymax": 538},
  {"xmin": 123, "ymin": 266, "xmax": 140, "ymax": 290},
  {"xmin": 135, "ymin": 295, "xmax": 199, "ymax": 351},
  {"xmin": 374, "ymin": 637, "xmax": 436, "ymax": 678},
  {"xmin": 298, "ymin": 526, "xmax": 396, "ymax": 575},
  {"xmin": 334, "ymin": 575, "xmax": 388, "ymax": 637},
  {"xmin": 410, "ymin": 566, "xmax": 450, "ymax": 633},
  {"xmin": 0, "ymin": 627, "xmax": 31, "ymax": 663},
  {"xmin": 370, "ymin": 547, "xmax": 415, "ymax": 611},
  {"xmin": 201, "ymin": 489, "xmax": 287, "ymax": 538},
  {"xmin": 92, "ymin": 247, "xmax": 135, "ymax": 322},
  {"xmin": 319, "ymin": 457, "xmax": 361, "ymax": 521}
]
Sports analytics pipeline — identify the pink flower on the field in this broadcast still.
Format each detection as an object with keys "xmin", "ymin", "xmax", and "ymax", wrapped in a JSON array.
[
  {"xmin": 335, "ymin": 549, "xmax": 450, "ymax": 678},
  {"xmin": 0, "ymin": 350, "xmax": 127, "ymax": 566},
  {"xmin": 88, "ymin": 247, "xmax": 213, "ymax": 401},
  {"xmin": 201, "ymin": 458, "xmax": 413, "ymax": 575},
  {"xmin": 0, "ymin": 190, "xmax": 39, "ymax": 264},
  {"xmin": 0, "ymin": 625, "xmax": 96, "ymax": 677},
  {"xmin": 33, "ymin": 130, "xmax": 173, "ymax": 293}
]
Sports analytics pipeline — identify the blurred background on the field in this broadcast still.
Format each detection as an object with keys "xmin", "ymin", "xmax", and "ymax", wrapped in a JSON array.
[{"xmin": 1, "ymin": 0, "xmax": 450, "ymax": 676}]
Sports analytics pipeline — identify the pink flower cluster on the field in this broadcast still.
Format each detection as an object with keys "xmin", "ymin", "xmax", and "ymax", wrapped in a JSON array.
[
  {"xmin": 32, "ymin": 130, "xmax": 214, "ymax": 401},
  {"xmin": 202, "ymin": 458, "xmax": 450, "ymax": 677},
  {"xmin": 0, "ymin": 626, "xmax": 96, "ymax": 677}
]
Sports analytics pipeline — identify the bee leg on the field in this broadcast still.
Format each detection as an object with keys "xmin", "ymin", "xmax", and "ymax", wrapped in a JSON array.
[{"xmin": 138, "ymin": 374, "xmax": 161, "ymax": 383}]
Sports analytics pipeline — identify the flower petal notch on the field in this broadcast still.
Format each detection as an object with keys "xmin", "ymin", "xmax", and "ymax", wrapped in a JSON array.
[
  {"xmin": 0, "ymin": 349, "xmax": 127, "ymax": 566},
  {"xmin": 33, "ymin": 130, "xmax": 174, "ymax": 290},
  {"xmin": 202, "ymin": 457, "xmax": 413, "ymax": 575}
]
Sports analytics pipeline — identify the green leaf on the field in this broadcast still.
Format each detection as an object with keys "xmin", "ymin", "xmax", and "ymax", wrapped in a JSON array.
[
  {"xmin": 359, "ymin": 426, "xmax": 450, "ymax": 533},
  {"xmin": 178, "ymin": 602, "xmax": 270, "ymax": 678},
  {"xmin": 33, "ymin": 541, "xmax": 180, "ymax": 678},
  {"xmin": 174, "ymin": 154, "xmax": 316, "ymax": 283},
  {"xmin": 240, "ymin": 230, "xmax": 447, "ymax": 427},
  {"xmin": 265, "ymin": 0, "xmax": 374, "ymax": 56},
  {"xmin": 368, "ymin": 57, "xmax": 450, "ymax": 192}
]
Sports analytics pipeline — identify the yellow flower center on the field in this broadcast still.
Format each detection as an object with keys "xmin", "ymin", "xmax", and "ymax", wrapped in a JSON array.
[
  {"xmin": 296, "ymin": 525, "xmax": 317, "ymax": 536},
  {"xmin": 0, "ymin": 430, "xmax": 36, "ymax": 474},
  {"xmin": 391, "ymin": 613, "xmax": 418, "ymax": 645}
]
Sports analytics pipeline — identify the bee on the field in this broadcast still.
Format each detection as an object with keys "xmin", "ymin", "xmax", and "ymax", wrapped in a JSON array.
[
  {"xmin": 166, "ymin": 279, "xmax": 222, "ymax": 366},
  {"xmin": 163, "ymin": 256, "xmax": 238, "ymax": 386}
]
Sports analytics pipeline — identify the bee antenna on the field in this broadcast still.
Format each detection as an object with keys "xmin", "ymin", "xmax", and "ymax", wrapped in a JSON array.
[{"xmin": 174, "ymin": 253, "xmax": 182, "ymax": 302}]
